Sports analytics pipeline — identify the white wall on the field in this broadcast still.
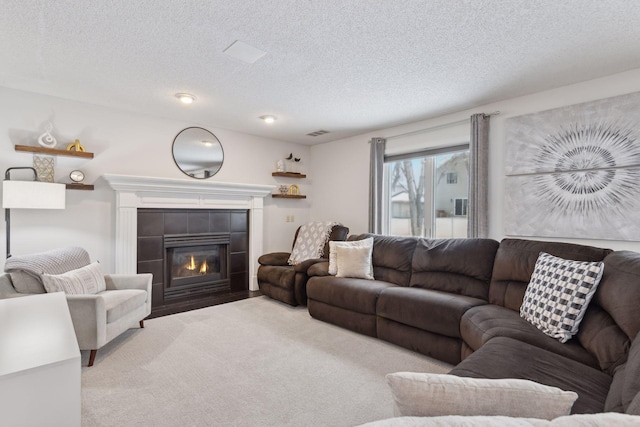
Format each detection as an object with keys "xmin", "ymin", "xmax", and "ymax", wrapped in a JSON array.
[
  {"xmin": 310, "ymin": 68, "xmax": 640, "ymax": 252},
  {"xmin": 0, "ymin": 87, "xmax": 311, "ymax": 271}
]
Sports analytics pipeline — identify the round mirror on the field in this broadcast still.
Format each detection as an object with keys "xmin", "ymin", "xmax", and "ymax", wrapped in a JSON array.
[{"xmin": 172, "ymin": 127, "xmax": 224, "ymax": 179}]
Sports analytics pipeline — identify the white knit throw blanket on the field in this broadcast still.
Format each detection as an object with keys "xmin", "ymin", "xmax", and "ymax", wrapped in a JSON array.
[
  {"xmin": 288, "ymin": 221, "xmax": 339, "ymax": 265},
  {"xmin": 4, "ymin": 246, "xmax": 90, "ymax": 276}
]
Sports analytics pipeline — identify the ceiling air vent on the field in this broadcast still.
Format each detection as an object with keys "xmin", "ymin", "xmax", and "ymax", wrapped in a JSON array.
[{"xmin": 306, "ymin": 130, "xmax": 329, "ymax": 137}]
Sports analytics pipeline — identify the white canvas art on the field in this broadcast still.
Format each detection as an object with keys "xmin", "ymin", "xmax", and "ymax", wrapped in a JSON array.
[{"xmin": 504, "ymin": 91, "xmax": 640, "ymax": 241}]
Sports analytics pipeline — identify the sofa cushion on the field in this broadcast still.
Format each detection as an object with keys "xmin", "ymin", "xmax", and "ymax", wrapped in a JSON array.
[
  {"xmin": 489, "ymin": 239, "xmax": 611, "ymax": 312},
  {"xmin": 591, "ymin": 251, "xmax": 640, "ymax": 342},
  {"xmin": 41, "ymin": 262, "xmax": 106, "ymax": 295},
  {"xmin": 378, "ymin": 287, "xmax": 486, "ymax": 339},
  {"xmin": 520, "ymin": 252, "xmax": 604, "ymax": 343},
  {"xmin": 571, "ymin": 250, "xmax": 640, "ymax": 375},
  {"xmin": 349, "ymin": 234, "xmax": 417, "ymax": 286},
  {"xmin": 101, "ymin": 289, "xmax": 148, "ymax": 323},
  {"xmin": 386, "ymin": 372, "xmax": 577, "ymax": 420},
  {"xmin": 257, "ymin": 265, "xmax": 295, "ymax": 290},
  {"xmin": 449, "ymin": 336, "xmax": 612, "ymax": 414},
  {"xmin": 307, "ymin": 276, "xmax": 397, "ymax": 314},
  {"xmin": 460, "ymin": 305, "xmax": 598, "ymax": 368},
  {"xmin": 628, "ymin": 392, "xmax": 640, "ymax": 416},
  {"xmin": 622, "ymin": 332, "xmax": 640, "ymax": 411},
  {"xmin": 410, "ymin": 238, "xmax": 499, "ymax": 300}
]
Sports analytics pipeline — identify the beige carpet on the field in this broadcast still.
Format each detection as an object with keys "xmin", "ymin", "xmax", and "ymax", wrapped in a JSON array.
[{"xmin": 81, "ymin": 296, "xmax": 451, "ymax": 426}]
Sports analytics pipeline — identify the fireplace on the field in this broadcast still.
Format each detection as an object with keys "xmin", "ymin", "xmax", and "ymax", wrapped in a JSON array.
[
  {"xmin": 103, "ymin": 174, "xmax": 273, "ymax": 316},
  {"xmin": 137, "ymin": 208, "xmax": 249, "ymax": 317},
  {"xmin": 164, "ymin": 234, "xmax": 230, "ymax": 299}
]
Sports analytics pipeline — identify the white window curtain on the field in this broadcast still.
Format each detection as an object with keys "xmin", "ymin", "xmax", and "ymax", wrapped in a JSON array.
[
  {"xmin": 468, "ymin": 113, "xmax": 490, "ymax": 238},
  {"xmin": 368, "ymin": 137, "xmax": 386, "ymax": 233}
]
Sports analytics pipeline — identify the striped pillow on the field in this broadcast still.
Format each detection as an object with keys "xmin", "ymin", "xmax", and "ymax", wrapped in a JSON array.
[{"xmin": 41, "ymin": 262, "xmax": 106, "ymax": 294}]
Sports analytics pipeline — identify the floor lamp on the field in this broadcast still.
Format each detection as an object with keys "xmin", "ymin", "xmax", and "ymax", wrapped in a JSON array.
[{"xmin": 3, "ymin": 167, "xmax": 66, "ymax": 259}]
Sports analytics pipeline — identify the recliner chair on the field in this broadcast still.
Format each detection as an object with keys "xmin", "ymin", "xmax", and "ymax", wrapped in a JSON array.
[{"xmin": 258, "ymin": 224, "xmax": 348, "ymax": 306}]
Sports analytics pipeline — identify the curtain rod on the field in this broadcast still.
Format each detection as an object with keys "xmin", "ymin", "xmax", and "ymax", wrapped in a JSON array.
[{"xmin": 386, "ymin": 111, "xmax": 500, "ymax": 141}]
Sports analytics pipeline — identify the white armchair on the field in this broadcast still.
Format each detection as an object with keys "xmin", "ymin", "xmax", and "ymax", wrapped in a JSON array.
[
  {"xmin": 2, "ymin": 247, "xmax": 152, "ymax": 366},
  {"xmin": 65, "ymin": 273, "xmax": 152, "ymax": 366}
]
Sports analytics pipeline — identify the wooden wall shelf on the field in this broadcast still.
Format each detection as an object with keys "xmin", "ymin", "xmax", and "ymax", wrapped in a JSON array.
[
  {"xmin": 65, "ymin": 183, "xmax": 94, "ymax": 191},
  {"xmin": 15, "ymin": 144, "xmax": 94, "ymax": 159},
  {"xmin": 272, "ymin": 194, "xmax": 306, "ymax": 199},
  {"xmin": 272, "ymin": 172, "xmax": 306, "ymax": 178}
]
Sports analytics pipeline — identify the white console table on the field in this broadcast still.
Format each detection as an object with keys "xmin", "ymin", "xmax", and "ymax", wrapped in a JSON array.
[{"xmin": 0, "ymin": 292, "xmax": 81, "ymax": 427}]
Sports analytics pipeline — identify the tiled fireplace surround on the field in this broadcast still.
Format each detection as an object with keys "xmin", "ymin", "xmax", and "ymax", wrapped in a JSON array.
[{"xmin": 104, "ymin": 175, "xmax": 273, "ymax": 306}]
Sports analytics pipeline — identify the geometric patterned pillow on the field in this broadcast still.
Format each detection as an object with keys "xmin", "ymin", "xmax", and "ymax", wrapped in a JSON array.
[
  {"xmin": 41, "ymin": 262, "xmax": 106, "ymax": 295},
  {"xmin": 520, "ymin": 252, "xmax": 605, "ymax": 343}
]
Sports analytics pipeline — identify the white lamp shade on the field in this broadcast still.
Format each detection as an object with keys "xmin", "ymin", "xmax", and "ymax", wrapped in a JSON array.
[{"xmin": 3, "ymin": 181, "xmax": 66, "ymax": 209}]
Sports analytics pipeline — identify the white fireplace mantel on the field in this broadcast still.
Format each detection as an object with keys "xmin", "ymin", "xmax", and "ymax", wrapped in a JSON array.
[{"xmin": 103, "ymin": 174, "xmax": 274, "ymax": 291}]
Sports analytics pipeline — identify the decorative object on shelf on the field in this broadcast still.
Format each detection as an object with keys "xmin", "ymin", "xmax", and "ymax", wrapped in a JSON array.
[
  {"xmin": 285, "ymin": 153, "xmax": 294, "ymax": 173},
  {"xmin": 288, "ymin": 184, "xmax": 300, "ymax": 196},
  {"xmin": 69, "ymin": 170, "xmax": 85, "ymax": 183},
  {"xmin": 66, "ymin": 139, "xmax": 86, "ymax": 152},
  {"xmin": 276, "ymin": 160, "xmax": 285, "ymax": 172},
  {"xmin": 293, "ymin": 157, "xmax": 301, "ymax": 174},
  {"xmin": 279, "ymin": 185, "xmax": 289, "ymax": 194},
  {"xmin": 172, "ymin": 127, "xmax": 224, "ymax": 179},
  {"xmin": 2, "ymin": 167, "xmax": 66, "ymax": 258},
  {"xmin": 33, "ymin": 155, "xmax": 55, "ymax": 182},
  {"xmin": 37, "ymin": 122, "xmax": 57, "ymax": 148}
]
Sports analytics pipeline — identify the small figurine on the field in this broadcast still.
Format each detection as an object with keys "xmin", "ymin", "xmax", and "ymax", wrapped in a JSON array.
[
  {"xmin": 38, "ymin": 122, "xmax": 57, "ymax": 148},
  {"xmin": 66, "ymin": 139, "xmax": 86, "ymax": 152}
]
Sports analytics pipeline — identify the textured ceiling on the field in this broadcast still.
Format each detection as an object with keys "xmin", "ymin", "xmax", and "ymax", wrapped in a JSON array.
[{"xmin": 2, "ymin": 1, "xmax": 640, "ymax": 144}]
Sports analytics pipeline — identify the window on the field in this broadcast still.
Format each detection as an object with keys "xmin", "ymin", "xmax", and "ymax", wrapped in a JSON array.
[
  {"xmin": 454, "ymin": 198, "xmax": 468, "ymax": 216},
  {"xmin": 384, "ymin": 145, "xmax": 469, "ymax": 238}
]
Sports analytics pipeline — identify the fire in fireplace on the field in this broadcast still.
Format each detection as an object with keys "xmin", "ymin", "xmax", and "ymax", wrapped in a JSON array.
[{"xmin": 164, "ymin": 234, "xmax": 230, "ymax": 300}]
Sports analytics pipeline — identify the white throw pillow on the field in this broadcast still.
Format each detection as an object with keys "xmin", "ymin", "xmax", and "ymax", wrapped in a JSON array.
[
  {"xmin": 335, "ymin": 244, "xmax": 374, "ymax": 280},
  {"xmin": 329, "ymin": 238, "xmax": 374, "ymax": 276},
  {"xmin": 386, "ymin": 372, "xmax": 578, "ymax": 421},
  {"xmin": 41, "ymin": 262, "xmax": 106, "ymax": 295},
  {"xmin": 520, "ymin": 252, "xmax": 604, "ymax": 343}
]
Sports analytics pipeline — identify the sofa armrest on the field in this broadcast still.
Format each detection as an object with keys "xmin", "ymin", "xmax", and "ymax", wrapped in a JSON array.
[
  {"xmin": 293, "ymin": 258, "xmax": 327, "ymax": 273},
  {"xmin": 65, "ymin": 294, "xmax": 107, "ymax": 349},
  {"xmin": 258, "ymin": 252, "xmax": 291, "ymax": 266},
  {"xmin": 307, "ymin": 261, "xmax": 330, "ymax": 277},
  {"xmin": 105, "ymin": 273, "xmax": 152, "ymax": 292},
  {"xmin": 386, "ymin": 372, "xmax": 577, "ymax": 421}
]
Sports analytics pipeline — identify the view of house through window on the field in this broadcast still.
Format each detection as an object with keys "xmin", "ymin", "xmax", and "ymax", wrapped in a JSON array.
[{"xmin": 385, "ymin": 148, "xmax": 469, "ymax": 238}]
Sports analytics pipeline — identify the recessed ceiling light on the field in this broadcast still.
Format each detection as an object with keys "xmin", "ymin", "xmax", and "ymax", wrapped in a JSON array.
[
  {"xmin": 175, "ymin": 93, "xmax": 196, "ymax": 104},
  {"xmin": 260, "ymin": 115, "xmax": 276, "ymax": 124}
]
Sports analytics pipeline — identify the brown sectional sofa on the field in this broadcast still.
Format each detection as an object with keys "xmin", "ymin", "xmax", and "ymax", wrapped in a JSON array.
[{"xmin": 305, "ymin": 234, "xmax": 640, "ymax": 415}]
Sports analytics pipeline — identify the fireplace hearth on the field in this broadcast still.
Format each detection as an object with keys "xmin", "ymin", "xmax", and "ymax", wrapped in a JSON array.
[{"xmin": 137, "ymin": 208, "xmax": 249, "ymax": 317}]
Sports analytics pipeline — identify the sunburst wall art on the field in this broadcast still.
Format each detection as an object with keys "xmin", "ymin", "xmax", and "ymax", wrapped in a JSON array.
[{"xmin": 504, "ymin": 91, "xmax": 640, "ymax": 241}]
